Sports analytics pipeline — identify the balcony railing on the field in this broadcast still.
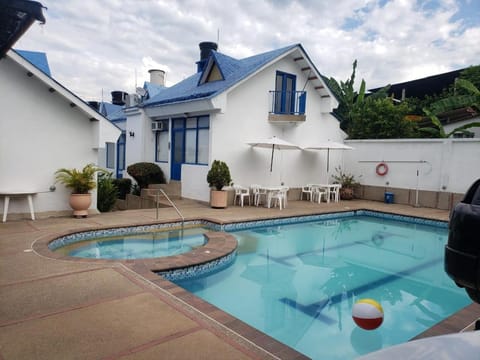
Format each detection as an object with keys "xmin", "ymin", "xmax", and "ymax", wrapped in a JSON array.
[{"xmin": 269, "ymin": 90, "xmax": 306, "ymax": 115}]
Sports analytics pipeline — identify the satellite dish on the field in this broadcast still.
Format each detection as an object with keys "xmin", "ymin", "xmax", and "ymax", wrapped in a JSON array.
[{"xmin": 136, "ymin": 87, "xmax": 147, "ymax": 97}]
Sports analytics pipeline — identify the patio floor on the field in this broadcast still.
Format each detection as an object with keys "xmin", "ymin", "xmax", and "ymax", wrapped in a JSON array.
[{"xmin": 1, "ymin": 199, "xmax": 479, "ymax": 359}]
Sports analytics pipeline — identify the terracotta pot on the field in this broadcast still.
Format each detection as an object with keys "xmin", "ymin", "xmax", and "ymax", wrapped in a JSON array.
[
  {"xmin": 340, "ymin": 187, "xmax": 354, "ymax": 200},
  {"xmin": 210, "ymin": 190, "xmax": 228, "ymax": 208},
  {"xmin": 69, "ymin": 193, "xmax": 92, "ymax": 217}
]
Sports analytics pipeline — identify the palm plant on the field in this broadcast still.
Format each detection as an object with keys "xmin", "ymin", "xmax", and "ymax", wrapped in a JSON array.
[{"xmin": 55, "ymin": 163, "xmax": 104, "ymax": 194}]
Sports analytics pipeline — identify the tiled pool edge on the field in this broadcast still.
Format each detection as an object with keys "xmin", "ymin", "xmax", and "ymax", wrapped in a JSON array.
[{"xmin": 31, "ymin": 207, "xmax": 477, "ymax": 360}]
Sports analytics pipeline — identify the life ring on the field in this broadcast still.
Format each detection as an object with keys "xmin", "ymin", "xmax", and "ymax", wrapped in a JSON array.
[{"xmin": 376, "ymin": 162, "xmax": 388, "ymax": 176}]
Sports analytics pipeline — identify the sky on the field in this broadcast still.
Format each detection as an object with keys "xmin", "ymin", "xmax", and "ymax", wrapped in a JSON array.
[{"xmin": 15, "ymin": 0, "xmax": 480, "ymax": 102}]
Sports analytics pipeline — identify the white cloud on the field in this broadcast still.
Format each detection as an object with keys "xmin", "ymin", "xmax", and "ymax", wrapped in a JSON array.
[{"xmin": 15, "ymin": 0, "xmax": 480, "ymax": 99}]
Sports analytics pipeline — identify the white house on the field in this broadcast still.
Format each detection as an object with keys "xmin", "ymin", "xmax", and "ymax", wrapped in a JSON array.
[
  {"xmin": 123, "ymin": 42, "xmax": 346, "ymax": 202},
  {"xmin": 0, "ymin": 50, "xmax": 121, "ymax": 219}
]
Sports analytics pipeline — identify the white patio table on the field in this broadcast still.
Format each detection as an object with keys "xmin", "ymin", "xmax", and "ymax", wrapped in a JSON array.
[{"xmin": 1, "ymin": 190, "xmax": 37, "ymax": 222}]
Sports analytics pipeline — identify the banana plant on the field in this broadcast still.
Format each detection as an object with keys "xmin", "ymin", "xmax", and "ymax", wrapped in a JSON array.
[{"xmin": 420, "ymin": 79, "xmax": 480, "ymax": 138}]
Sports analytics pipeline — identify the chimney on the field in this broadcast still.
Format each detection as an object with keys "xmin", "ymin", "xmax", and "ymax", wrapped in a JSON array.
[
  {"xmin": 148, "ymin": 69, "xmax": 165, "ymax": 86},
  {"xmin": 88, "ymin": 101, "xmax": 99, "ymax": 110},
  {"xmin": 196, "ymin": 41, "xmax": 217, "ymax": 73},
  {"xmin": 111, "ymin": 91, "xmax": 128, "ymax": 105}
]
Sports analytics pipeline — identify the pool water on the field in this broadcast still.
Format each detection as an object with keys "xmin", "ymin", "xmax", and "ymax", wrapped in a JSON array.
[
  {"xmin": 174, "ymin": 215, "xmax": 471, "ymax": 360},
  {"xmin": 55, "ymin": 227, "xmax": 209, "ymax": 259}
]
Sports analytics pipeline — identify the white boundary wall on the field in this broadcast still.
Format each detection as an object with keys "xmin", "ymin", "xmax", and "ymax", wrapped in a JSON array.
[{"xmin": 344, "ymin": 138, "xmax": 480, "ymax": 194}]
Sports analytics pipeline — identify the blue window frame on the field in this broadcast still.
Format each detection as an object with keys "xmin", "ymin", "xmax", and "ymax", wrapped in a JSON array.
[
  {"xmin": 116, "ymin": 133, "xmax": 126, "ymax": 178},
  {"xmin": 275, "ymin": 71, "xmax": 296, "ymax": 114},
  {"xmin": 271, "ymin": 71, "xmax": 306, "ymax": 115},
  {"xmin": 185, "ymin": 116, "xmax": 209, "ymax": 165},
  {"xmin": 170, "ymin": 116, "xmax": 209, "ymax": 181}
]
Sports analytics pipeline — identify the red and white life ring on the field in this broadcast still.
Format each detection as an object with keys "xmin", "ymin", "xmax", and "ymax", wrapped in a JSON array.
[{"xmin": 376, "ymin": 162, "xmax": 388, "ymax": 176}]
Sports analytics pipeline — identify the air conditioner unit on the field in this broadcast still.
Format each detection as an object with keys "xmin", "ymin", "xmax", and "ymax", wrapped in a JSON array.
[{"xmin": 151, "ymin": 121, "xmax": 163, "ymax": 131}]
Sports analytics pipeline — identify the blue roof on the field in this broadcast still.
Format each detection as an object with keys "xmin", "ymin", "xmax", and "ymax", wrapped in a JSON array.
[
  {"xmin": 99, "ymin": 102, "xmax": 123, "ymax": 117},
  {"xmin": 15, "ymin": 50, "xmax": 51, "ymax": 76},
  {"xmin": 143, "ymin": 44, "xmax": 299, "ymax": 107},
  {"xmin": 144, "ymin": 81, "xmax": 165, "ymax": 99}
]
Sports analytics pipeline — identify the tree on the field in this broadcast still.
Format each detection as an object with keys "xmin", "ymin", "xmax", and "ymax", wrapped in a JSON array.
[
  {"xmin": 326, "ymin": 60, "xmax": 389, "ymax": 134},
  {"xmin": 349, "ymin": 97, "xmax": 417, "ymax": 139},
  {"xmin": 326, "ymin": 60, "xmax": 366, "ymax": 132}
]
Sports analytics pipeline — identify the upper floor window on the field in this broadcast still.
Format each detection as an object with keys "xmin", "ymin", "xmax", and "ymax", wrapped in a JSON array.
[{"xmin": 271, "ymin": 71, "xmax": 306, "ymax": 115}]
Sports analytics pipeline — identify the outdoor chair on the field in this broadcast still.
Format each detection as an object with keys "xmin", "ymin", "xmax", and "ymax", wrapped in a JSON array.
[
  {"xmin": 312, "ymin": 186, "xmax": 327, "ymax": 203},
  {"xmin": 234, "ymin": 185, "xmax": 251, "ymax": 207},
  {"xmin": 301, "ymin": 184, "xmax": 314, "ymax": 201},
  {"xmin": 270, "ymin": 187, "xmax": 289, "ymax": 210},
  {"xmin": 251, "ymin": 184, "xmax": 267, "ymax": 206}
]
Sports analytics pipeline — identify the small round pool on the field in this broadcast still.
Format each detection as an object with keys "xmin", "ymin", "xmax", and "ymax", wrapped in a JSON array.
[{"xmin": 50, "ymin": 225, "xmax": 210, "ymax": 260}]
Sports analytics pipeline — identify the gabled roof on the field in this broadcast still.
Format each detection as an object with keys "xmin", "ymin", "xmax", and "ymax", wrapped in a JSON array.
[
  {"xmin": 16, "ymin": 49, "xmax": 51, "ymax": 76},
  {"xmin": 100, "ymin": 102, "xmax": 123, "ymax": 118},
  {"xmin": 143, "ymin": 81, "xmax": 165, "ymax": 99},
  {"xmin": 7, "ymin": 50, "xmax": 120, "ymax": 132},
  {"xmin": 142, "ymin": 44, "xmax": 327, "ymax": 108}
]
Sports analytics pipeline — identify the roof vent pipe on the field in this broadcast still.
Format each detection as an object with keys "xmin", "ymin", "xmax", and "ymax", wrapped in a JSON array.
[
  {"xmin": 197, "ymin": 41, "xmax": 217, "ymax": 73},
  {"xmin": 148, "ymin": 69, "xmax": 165, "ymax": 86}
]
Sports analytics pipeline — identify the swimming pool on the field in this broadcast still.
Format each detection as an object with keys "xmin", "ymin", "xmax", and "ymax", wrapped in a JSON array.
[
  {"xmin": 51, "ymin": 224, "xmax": 209, "ymax": 259},
  {"xmin": 172, "ymin": 212, "xmax": 471, "ymax": 360}
]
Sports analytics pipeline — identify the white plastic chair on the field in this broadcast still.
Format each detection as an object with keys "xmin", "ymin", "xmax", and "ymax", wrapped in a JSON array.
[
  {"xmin": 312, "ymin": 186, "xmax": 327, "ymax": 203},
  {"xmin": 301, "ymin": 184, "xmax": 314, "ymax": 201},
  {"xmin": 234, "ymin": 185, "xmax": 250, "ymax": 207},
  {"xmin": 330, "ymin": 185, "xmax": 341, "ymax": 203},
  {"xmin": 251, "ymin": 184, "xmax": 267, "ymax": 206},
  {"xmin": 270, "ymin": 187, "xmax": 289, "ymax": 210}
]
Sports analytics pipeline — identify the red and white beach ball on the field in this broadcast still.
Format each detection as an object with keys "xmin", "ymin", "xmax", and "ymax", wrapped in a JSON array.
[{"xmin": 352, "ymin": 298, "xmax": 384, "ymax": 330}]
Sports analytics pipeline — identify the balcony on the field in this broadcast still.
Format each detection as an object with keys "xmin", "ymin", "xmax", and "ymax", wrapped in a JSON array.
[{"xmin": 268, "ymin": 90, "xmax": 306, "ymax": 123}]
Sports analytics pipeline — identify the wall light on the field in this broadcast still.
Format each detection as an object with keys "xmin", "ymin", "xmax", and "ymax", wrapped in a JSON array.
[{"xmin": 129, "ymin": 131, "xmax": 135, "ymax": 137}]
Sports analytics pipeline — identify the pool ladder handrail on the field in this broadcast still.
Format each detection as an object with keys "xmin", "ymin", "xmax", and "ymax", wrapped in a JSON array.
[{"xmin": 153, "ymin": 188, "xmax": 185, "ymax": 225}]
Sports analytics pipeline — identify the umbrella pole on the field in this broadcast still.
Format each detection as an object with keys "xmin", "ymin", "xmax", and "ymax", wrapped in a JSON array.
[{"xmin": 270, "ymin": 145, "xmax": 274, "ymax": 172}]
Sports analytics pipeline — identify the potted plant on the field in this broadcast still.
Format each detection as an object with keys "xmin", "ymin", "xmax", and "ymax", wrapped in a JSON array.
[
  {"xmin": 55, "ymin": 163, "xmax": 105, "ymax": 217},
  {"xmin": 331, "ymin": 166, "xmax": 360, "ymax": 200},
  {"xmin": 206, "ymin": 160, "xmax": 232, "ymax": 208}
]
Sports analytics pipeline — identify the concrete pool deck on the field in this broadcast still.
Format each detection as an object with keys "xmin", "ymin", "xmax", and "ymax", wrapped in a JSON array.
[{"xmin": 1, "ymin": 199, "xmax": 479, "ymax": 359}]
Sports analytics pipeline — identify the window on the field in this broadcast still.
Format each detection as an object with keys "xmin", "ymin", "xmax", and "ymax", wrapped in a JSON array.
[
  {"xmin": 155, "ymin": 120, "xmax": 169, "ymax": 162},
  {"xmin": 274, "ymin": 71, "xmax": 296, "ymax": 114},
  {"xmin": 185, "ymin": 116, "xmax": 209, "ymax": 165},
  {"xmin": 106, "ymin": 142, "xmax": 115, "ymax": 169}
]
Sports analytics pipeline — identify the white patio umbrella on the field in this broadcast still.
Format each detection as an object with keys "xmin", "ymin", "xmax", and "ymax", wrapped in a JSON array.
[
  {"xmin": 304, "ymin": 140, "xmax": 353, "ymax": 182},
  {"xmin": 246, "ymin": 136, "xmax": 302, "ymax": 172}
]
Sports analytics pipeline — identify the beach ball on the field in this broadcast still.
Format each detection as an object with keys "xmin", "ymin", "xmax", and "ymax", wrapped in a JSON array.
[{"xmin": 352, "ymin": 298, "xmax": 384, "ymax": 330}]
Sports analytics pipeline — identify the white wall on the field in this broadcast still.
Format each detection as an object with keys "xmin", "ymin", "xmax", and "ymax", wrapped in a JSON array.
[
  {"xmin": 344, "ymin": 138, "xmax": 480, "ymax": 194},
  {"xmin": 0, "ymin": 55, "xmax": 118, "ymax": 217},
  {"xmin": 207, "ymin": 56, "xmax": 344, "ymax": 192},
  {"xmin": 444, "ymin": 116, "xmax": 480, "ymax": 138}
]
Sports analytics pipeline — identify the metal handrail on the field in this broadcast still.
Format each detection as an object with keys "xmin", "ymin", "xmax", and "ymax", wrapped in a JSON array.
[{"xmin": 153, "ymin": 188, "xmax": 184, "ymax": 225}]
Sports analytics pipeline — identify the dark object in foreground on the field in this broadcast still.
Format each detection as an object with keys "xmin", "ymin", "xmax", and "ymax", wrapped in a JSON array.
[{"xmin": 445, "ymin": 178, "xmax": 480, "ymax": 304}]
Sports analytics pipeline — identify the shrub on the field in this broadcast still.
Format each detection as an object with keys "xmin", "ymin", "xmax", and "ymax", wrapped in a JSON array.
[
  {"xmin": 206, "ymin": 160, "xmax": 232, "ymax": 190},
  {"xmin": 126, "ymin": 162, "xmax": 166, "ymax": 189},
  {"xmin": 97, "ymin": 173, "xmax": 118, "ymax": 212},
  {"xmin": 112, "ymin": 178, "xmax": 132, "ymax": 200}
]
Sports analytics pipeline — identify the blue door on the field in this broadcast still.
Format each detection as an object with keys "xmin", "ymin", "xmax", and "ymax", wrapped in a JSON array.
[
  {"xmin": 116, "ymin": 133, "xmax": 126, "ymax": 178},
  {"xmin": 171, "ymin": 118, "xmax": 185, "ymax": 180}
]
